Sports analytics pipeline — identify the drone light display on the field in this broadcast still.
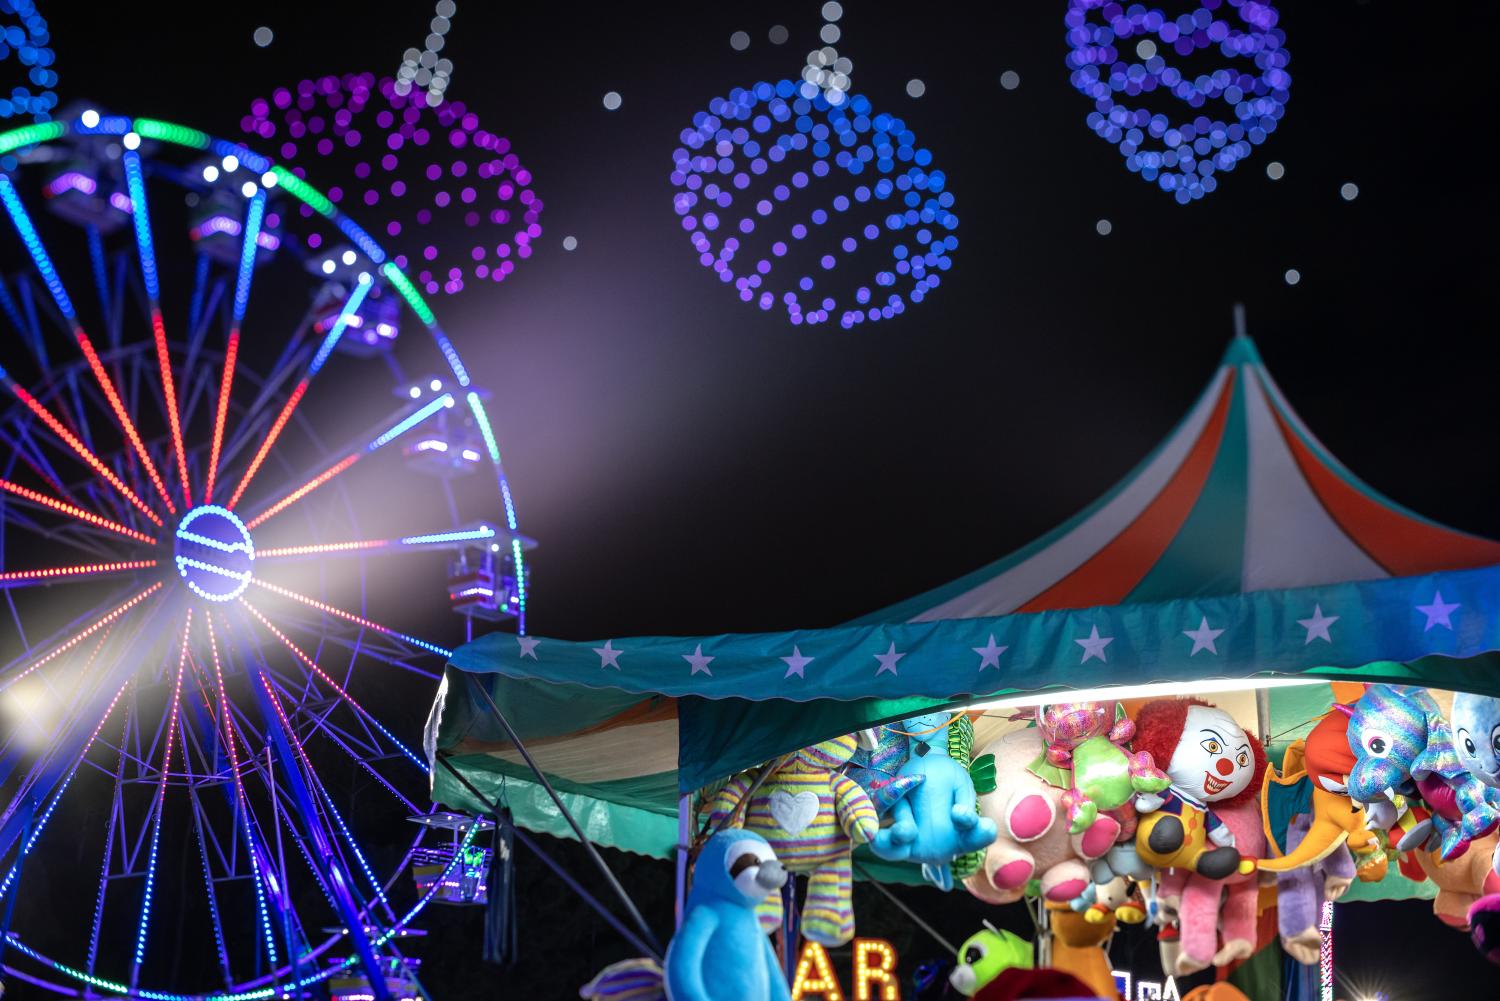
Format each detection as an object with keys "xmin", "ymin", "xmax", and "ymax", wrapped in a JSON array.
[
  {"xmin": 670, "ymin": 8, "xmax": 959, "ymax": 330},
  {"xmin": 1064, "ymin": 0, "xmax": 1291, "ymax": 203},
  {"xmin": 243, "ymin": 72, "xmax": 543, "ymax": 297}
]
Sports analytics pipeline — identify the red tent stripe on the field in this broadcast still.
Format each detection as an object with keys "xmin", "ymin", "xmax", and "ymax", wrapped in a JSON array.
[
  {"xmin": 1018, "ymin": 369, "xmax": 1238, "ymax": 612},
  {"xmin": 1265, "ymin": 391, "xmax": 1500, "ymax": 575}
]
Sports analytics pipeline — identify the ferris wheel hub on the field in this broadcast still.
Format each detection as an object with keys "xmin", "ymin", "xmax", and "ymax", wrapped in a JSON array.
[{"xmin": 172, "ymin": 504, "xmax": 255, "ymax": 602}]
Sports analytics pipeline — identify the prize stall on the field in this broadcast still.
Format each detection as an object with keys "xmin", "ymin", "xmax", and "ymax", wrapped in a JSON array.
[{"xmin": 424, "ymin": 336, "xmax": 1500, "ymax": 999}]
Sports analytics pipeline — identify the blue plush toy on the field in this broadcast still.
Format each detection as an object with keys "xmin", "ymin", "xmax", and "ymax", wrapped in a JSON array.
[
  {"xmin": 664, "ymin": 829, "xmax": 792, "ymax": 1001},
  {"xmin": 869, "ymin": 712, "xmax": 998, "ymax": 890},
  {"xmin": 1453, "ymin": 693, "xmax": 1500, "ymax": 790}
]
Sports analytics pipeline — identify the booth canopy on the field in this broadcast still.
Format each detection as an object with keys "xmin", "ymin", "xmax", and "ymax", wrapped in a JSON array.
[{"xmin": 426, "ymin": 336, "xmax": 1500, "ymax": 868}]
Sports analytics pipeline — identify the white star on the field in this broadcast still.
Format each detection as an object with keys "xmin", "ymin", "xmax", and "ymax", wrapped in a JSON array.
[
  {"xmin": 1075, "ymin": 625, "xmax": 1113, "ymax": 664},
  {"xmin": 593, "ymin": 640, "xmax": 623, "ymax": 670},
  {"xmin": 517, "ymin": 635, "xmax": 541, "ymax": 660},
  {"xmin": 1183, "ymin": 617, "xmax": 1224, "ymax": 656},
  {"xmin": 780, "ymin": 646, "xmax": 814, "ymax": 679},
  {"xmin": 874, "ymin": 642, "xmax": 906, "ymax": 677},
  {"xmin": 1415, "ymin": 592, "xmax": 1460, "ymax": 632},
  {"xmin": 1297, "ymin": 605, "xmax": 1339, "ymax": 645},
  {"xmin": 973, "ymin": 634, "xmax": 1008, "ymax": 670},
  {"xmin": 683, "ymin": 644, "xmax": 715, "ymax": 676}
]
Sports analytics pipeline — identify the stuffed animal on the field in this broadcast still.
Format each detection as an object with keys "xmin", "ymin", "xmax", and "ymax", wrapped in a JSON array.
[
  {"xmin": 1274, "ymin": 811, "xmax": 1354, "ymax": 964},
  {"xmin": 1041, "ymin": 901, "xmax": 1120, "ymax": 1000},
  {"xmin": 1416, "ymin": 831, "xmax": 1500, "ymax": 929},
  {"xmin": 1131, "ymin": 699, "xmax": 1265, "ymax": 880},
  {"xmin": 1154, "ymin": 798, "xmax": 1266, "ymax": 976},
  {"xmin": 1345, "ymin": 685, "xmax": 1499, "ymax": 861},
  {"xmin": 1259, "ymin": 709, "xmax": 1382, "ymax": 874},
  {"xmin": 964, "ymin": 729, "xmax": 1119, "ymax": 905},
  {"xmin": 1471, "ymin": 893, "xmax": 1500, "ymax": 965},
  {"xmin": 849, "ymin": 725, "xmax": 925, "ymax": 813},
  {"xmin": 710, "ymin": 735, "xmax": 878, "ymax": 945},
  {"xmin": 869, "ymin": 712, "xmax": 999, "ymax": 890},
  {"xmin": 1035, "ymin": 702, "xmax": 1169, "ymax": 833},
  {"xmin": 949, "ymin": 923, "xmax": 1033, "ymax": 997},
  {"xmin": 663, "ymin": 829, "xmax": 791, "ymax": 1001},
  {"xmin": 1453, "ymin": 692, "xmax": 1500, "ymax": 789},
  {"xmin": 1069, "ymin": 875, "xmax": 1146, "ymax": 925}
]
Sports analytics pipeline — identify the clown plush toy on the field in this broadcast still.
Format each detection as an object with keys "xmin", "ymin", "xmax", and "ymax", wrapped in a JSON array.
[
  {"xmin": 1131, "ymin": 698, "xmax": 1264, "ymax": 880},
  {"xmin": 710, "ymin": 735, "xmax": 878, "ymax": 945}
]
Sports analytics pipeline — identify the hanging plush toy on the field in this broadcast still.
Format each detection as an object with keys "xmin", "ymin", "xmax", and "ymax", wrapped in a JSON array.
[
  {"xmin": 1070, "ymin": 874, "xmax": 1147, "ymax": 925},
  {"xmin": 869, "ymin": 712, "xmax": 999, "ymax": 890},
  {"xmin": 710, "ymin": 735, "xmax": 878, "ymax": 946},
  {"xmin": 664, "ymin": 828, "xmax": 791, "ymax": 1001},
  {"xmin": 1131, "ymin": 699, "xmax": 1265, "ymax": 880},
  {"xmin": 848, "ymin": 725, "xmax": 926, "ymax": 813},
  {"xmin": 1415, "ymin": 831, "xmax": 1500, "ymax": 929},
  {"xmin": 948, "ymin": 923, "xmax": 1033, "ymax": 997},
  {"xmin": 1154, "ymin": 795, "xmax": 1266, "ymax": 976},
  {"xmin": 1471, "ymin": 893, "xmax": 1500, "ymax": 965},
  {"xmin": 1453, "ymin": 692, "xmax": 1500, "ymax": 789},
  {"xmin": 965, "ymin": 729, "xmax": 1120, "ymax": 905},
  {"xmin": 1345, "ymin": 685, "xmax": 1499, "ymax": 861},
  {"xmin": 1035, "ymin": 701, "xmax": 1169, "ymax": 833}
]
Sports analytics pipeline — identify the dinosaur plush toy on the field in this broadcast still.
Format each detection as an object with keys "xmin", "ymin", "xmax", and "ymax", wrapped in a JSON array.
[
  {"xmin": 868, "ymin": 712, "xmax": 999, "ymax": 890},
  {"xmin": 1345, "ymin": 685, "xmax": 1499, "ymax": 861},
  {"xmin": 710, "ymin": 735, "xmax": 878, "ymax": 946},
  {"xmin": 663, "ymin": 829, "xmax": 791, "ymax": 1001},
  {"xmin": 1131, "ymin": 698, "xmax": 1264, "ymax": 880},
  {"xmin": 1036, "ymin": 701, "xmax": 1169, "ymax": 833}
]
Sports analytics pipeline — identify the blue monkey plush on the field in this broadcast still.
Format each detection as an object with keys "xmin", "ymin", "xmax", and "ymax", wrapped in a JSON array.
[
  {"xmin": 869, "ymin": 712, "xmax": 998, "ymax": 890},
  {"xmin": 665, "ymin": 829, "xmax": 792, "ymax": 1001}
]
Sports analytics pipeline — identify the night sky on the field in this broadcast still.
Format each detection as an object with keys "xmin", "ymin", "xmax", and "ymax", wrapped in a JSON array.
[{"xmin": 18, "ymin": 0, "xmax": 1500, "ymax": 998}]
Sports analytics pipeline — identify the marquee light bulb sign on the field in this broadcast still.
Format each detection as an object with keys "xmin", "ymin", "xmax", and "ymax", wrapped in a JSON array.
[
  {"xmin": 1064, "ymin": 0, "xmax": 1291, "ymax": 203},
  {"xmin": 791, "ymin": 939, "xmax": 901, "ymax": 1000},
  {"xmin": 243, "ymin": 73, "xmax": 543, "ymax": 296},
  {"xmin": 670, "ymin": 12, "xmax": 959, "ymax": 331}
]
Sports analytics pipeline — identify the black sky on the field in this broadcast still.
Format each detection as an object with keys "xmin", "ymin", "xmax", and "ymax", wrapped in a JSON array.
[{"xmin": 30, "ymin": 0, "xmax": 1500, "ymax": 998}]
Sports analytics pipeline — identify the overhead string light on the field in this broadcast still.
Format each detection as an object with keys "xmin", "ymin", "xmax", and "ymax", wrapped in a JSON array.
[
  {"xmin": 801, "ymin": 1, "xmax": 853, "ymax": 105},
  {"xmin": 395, "ymin": 0, "xmax": 457, "ymax": 108}
]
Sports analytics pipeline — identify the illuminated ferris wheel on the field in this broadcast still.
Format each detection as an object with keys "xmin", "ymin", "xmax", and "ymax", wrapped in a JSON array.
[{"xmin": 0, "ymin": 111, "xmax": 529, "ymax": 999}]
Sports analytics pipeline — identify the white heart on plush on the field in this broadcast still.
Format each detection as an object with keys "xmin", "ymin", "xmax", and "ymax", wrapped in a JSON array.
[{"xmin": 768, "ymin": 790, "xmax": 821, "ymax": 836}]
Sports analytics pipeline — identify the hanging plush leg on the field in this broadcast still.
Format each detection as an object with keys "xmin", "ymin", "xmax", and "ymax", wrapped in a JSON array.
[
  {"xmin": 1213, "ymin": 880, "xmax": 1258, "ymax": 967},
  {"xmin": 1173, "ymin": 877, "xmax": 1219, "ymax": 976},
  {"xmin": 800, "ymin": 855, "xmax": 856, "ymax": 946},
  {"xmin": 756, "ymin": 882, "xmax": 785, "ymax": 936}
]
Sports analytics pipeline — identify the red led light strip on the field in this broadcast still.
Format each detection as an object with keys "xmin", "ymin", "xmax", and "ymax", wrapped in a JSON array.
[
  {"xmin": 255, "ymin": 538, "xmax": 390, "ymax": 559},
  {"xmin": 204, "ymin": 328, "xmax": 239, "ymax": 504},
  {"xmin": 244, "ymin": 452, "xmax": 361, "ymax": 530},
  {"xmin": 149, "ymin": 310, "xmax": 192, "ymax": 504},
  {"xmin": 0, "ymin": 582, "xmax": 162, "ymax": 691},
  {"xmin": 0, "ymin": 559, "xmax": 157, "ymax": 585},
  {"xmin": 227, "ymin": 378, "xmax": 308, "ymax": 511},
  {"xmin": 0, "ymin": 476, "xmax": 157, "ymax": 544}
]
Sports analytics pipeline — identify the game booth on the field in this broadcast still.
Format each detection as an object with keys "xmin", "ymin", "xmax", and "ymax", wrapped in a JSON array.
[{"xmin": 425, "ymin": 335, "xmax": 1500, "ymax": 1000}]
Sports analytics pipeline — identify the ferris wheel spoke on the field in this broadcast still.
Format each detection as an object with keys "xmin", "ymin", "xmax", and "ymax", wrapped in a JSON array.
[
  {"xmin": 0, "ymin": 177, "xmax": 171, "ymax": 523},
  {"xmin": 270, "ymin": 613, "xmax": 441, "ymax": 682},
  {"xmin": 201, "ymin": 612, "xmax": 283, "ymax": 970},
  {"xmin": 0, "ymin": 582, "xmax": 162, "ymax": 693},
  {"xmin": 242, "ymin": 389, "xmax": 455, "ymax": 531},
  {"xmin": 248, "ymin": 578, "xmax": 454, "ymax": 660},
  {"xmin": 123, "ymin": 151, "xmax": 194, "ymax": 506},
  {"xmin": 0, "ymin": 558, "xmax": 158, "ymax": 590},
  {"xmin": 128, "ymin": 610, "xmax": 191, "ymax": 990},
  {"xmin": 225, "ymin": 278, "xmax": 373, "ymax": 513},
  {"xmin": 237, "ymin": 598, "xmax": 428, "ymax": 773},
  {"xmin": 204, "ymin": 192, "xmax": 266, "ymax": 506}
]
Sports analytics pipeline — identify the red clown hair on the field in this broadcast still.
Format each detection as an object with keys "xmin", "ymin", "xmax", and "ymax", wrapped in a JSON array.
[{"xmin": 1132, "ymin": 697, "xmax": 1267, "ymax": 809}]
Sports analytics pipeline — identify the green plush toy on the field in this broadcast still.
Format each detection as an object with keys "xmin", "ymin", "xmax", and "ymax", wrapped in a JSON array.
[{"xmin": 948, "ymin": 922, "xmax": 1033, "ymax": 997}]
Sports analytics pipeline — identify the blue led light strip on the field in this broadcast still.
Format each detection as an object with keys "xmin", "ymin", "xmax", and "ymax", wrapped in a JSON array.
[
  {"xmin": 232, "ymin": 192, "xmax": 266, "ymax": 325},
  {"xmin": 0, "ymin": 174, "xmax": 76, "ymax": 319},
  {"xmin": 466, "ymin": 393, "xmax": 517, "ymax": 531},
  {"xmin": 122, "ymin": 151, "xmax": 159, "ymax": 299},
  {"xmin": 399, "ymin": 525, "xmax": 494, "ymax": 546},
  {"xmin": 307, "ymin": 276, "xmax": 373, "ymax": 378},
  {"xmin": 367, "ymin": 393, "xmax": 454, "ymax": 451}
]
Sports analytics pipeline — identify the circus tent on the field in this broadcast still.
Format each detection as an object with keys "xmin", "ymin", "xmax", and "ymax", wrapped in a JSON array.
[{"xmin": 424, "ymin": 335, "xmax": 1500, "ymax": 872}]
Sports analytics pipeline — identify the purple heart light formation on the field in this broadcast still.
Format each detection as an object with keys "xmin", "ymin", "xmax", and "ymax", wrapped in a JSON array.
[
  {"xmin": 1064, "ymin": 0, "xmax": 1291, "ymax": 204},
  {"xmin": 670, "ymin": 80, "xmax": 958, "ymax": 330}
]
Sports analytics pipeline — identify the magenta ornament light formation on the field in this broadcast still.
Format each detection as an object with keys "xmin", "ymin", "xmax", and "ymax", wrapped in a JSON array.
[
  {"xmin": 1064, "ymin": 0, "xmax": 1291, "ymax": 203},
  {"xmin": 671, "ymin": 80, "xmax": 958, "ymax": 330},
  {"xmin": 242, "ymin": 72, "xmax": 542, "ymax": 295}
]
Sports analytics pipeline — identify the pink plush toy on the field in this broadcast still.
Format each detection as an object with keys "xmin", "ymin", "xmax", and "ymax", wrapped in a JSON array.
[
  {"xmin": 1154, "ymin": 798, "xmax": 1267, "ymax": 976},
  {"xmin": 963, "ymin": 729, "xmax": 1120, "ymax": 905}
]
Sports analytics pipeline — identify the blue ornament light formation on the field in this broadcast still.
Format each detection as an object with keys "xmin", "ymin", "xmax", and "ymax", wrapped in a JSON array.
[
  {"xmin": 1064, "ymin": 0, "xmax": 1290, "ymax": 204},
  {"xmin": 671, "ymin": 79, "xmax": 958, "ymax": 329},
  {"xmin": 0, "ymin": 0, "xmax": 56, "ymax": 122}
]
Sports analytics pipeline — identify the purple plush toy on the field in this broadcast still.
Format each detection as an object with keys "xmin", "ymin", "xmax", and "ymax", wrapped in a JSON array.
[
  {"xmin": 1471, "ymin": 893, "xmax": 1500, "ymax": 966},
  {"xmin": 1276, "ymin": 813, "xmax": 1355, "ymax": 964}
]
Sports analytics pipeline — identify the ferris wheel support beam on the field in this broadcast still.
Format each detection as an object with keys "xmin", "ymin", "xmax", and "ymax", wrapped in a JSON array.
[{"xmin": 247, "ymin": 664, "xmax": 392, "ymax": 1001}]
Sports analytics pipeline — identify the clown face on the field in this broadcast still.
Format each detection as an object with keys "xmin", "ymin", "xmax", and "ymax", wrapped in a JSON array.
[{"xmin": 1166, "ymin": 705, "xmax": 1255, "ymax": 803}]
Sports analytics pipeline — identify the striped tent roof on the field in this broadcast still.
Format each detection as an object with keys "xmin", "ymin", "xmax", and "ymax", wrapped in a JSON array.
[
  {"xmin": 429, "ymin": 336, "xmax": 1500, "ymax": 866},
  {"xmin": 869, "ymin": 335, "xmax": 1500, "ymax": 622}
]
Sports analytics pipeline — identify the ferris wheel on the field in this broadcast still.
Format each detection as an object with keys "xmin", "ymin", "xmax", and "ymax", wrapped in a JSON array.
[{"xmin": 0, "ymin": 111, "xmax": 529, "ymax": 999}]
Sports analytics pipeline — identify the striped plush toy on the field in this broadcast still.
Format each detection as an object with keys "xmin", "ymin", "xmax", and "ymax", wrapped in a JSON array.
[{"xmin": 711, "ymin": 735, "xmax": 878, "ymax": 946}]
